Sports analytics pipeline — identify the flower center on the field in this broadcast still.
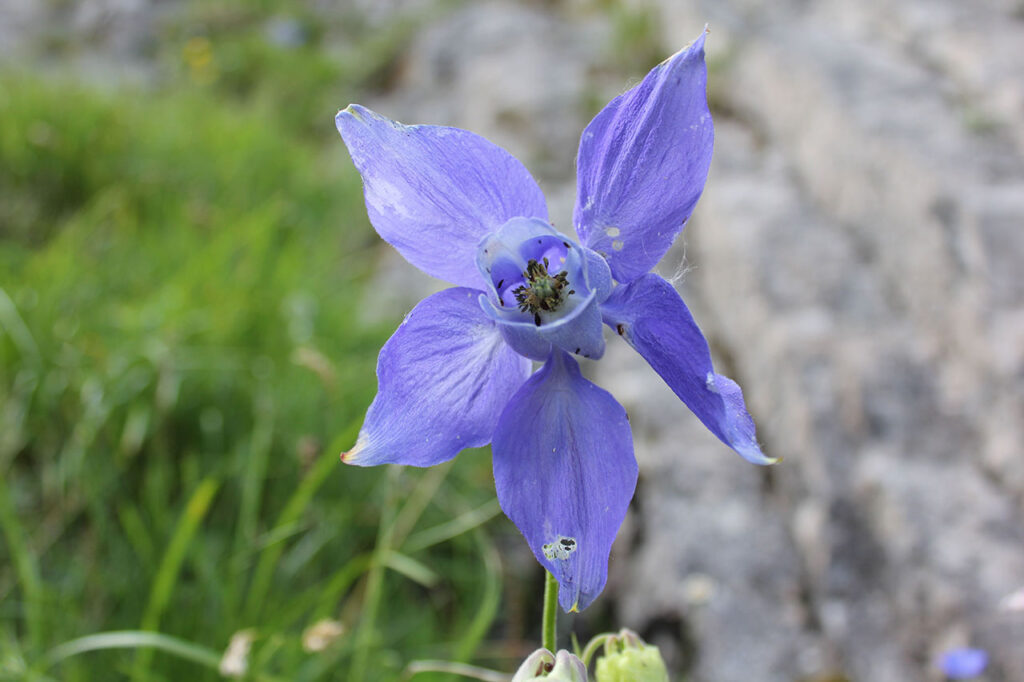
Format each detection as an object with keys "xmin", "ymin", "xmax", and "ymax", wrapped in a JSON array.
[{"xmin": 513, "ymin": 258, "xmax": 575, "ymax": 326}]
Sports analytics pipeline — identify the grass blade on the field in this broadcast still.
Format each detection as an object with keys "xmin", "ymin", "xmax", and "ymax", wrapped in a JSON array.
[
  {"xmin": 45, "ymin": 630, "xmax": 221, "ymax": 671},
  {"xmin": 381, "ymin": 549, "xmax": 439, "ymax": 588},
  {"xmin": 245, "ymin": 423, "xmax": 358, "ymax": 622},
  {"xmin": 403, "ymin": 499, "xmax": 502, "ymax": 554},
  {"xmin": 132, "ymin": 477, "xmax": 221, "ymax": 681},
  {"xmin": 404, "ymin": 660, "xmax": 510, "ymax": 682},
  {"xmin": 390, "ymin": 459, "xmax": 454, "ymax": 547},
  {"xmin": 234, "ymin": 390, "xmax": 274, "ymax": 563},
  {"xmin": 453, "ymin": 528, "xmax": 502, "ymax": 664},
  {"xmin": 0, "ymin": 287, "xmax": 40, "ymax": 365},
  {"xmin": 311, "ymin": 552, "xmax": 373, "ymax": 620},
  {"xmin": 350, "ymin": 465, "xmax": 400, "ymax": 680},
  {"xmin": 0, "ymin": 473, "xmax": 43, "ymax": 650}
]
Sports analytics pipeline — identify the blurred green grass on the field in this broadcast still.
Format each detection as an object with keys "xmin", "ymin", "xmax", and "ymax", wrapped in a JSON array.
[{"xmin": 0, "ymin": 3, "xmax": 512, "ymax": 680}]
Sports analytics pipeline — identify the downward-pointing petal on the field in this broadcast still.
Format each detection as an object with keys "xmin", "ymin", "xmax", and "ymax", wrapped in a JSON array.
[
  {"xmin": 601, "ymin": 274, "xmax": 775, "ymax": 465},
  {"xmin": 492, "ymin": 350, "xmax": 637, "ymax": 612},
  {"xmin": 337, "ymin": 105, "xmax": 548, "ymax": 287},
  {"xmin": 343, "ymin": 287, "xmax": 531, "ymax": 467}
]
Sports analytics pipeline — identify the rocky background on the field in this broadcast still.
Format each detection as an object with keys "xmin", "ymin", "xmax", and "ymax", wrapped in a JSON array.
[{"xmin": 5, "ymin": 1, "xmax": 1022, "ymax": 681}]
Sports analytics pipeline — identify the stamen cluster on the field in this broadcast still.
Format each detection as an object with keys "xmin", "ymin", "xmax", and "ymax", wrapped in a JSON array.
[{"xmin": 513, "ymin": 258, "xmax": 575, "ymax": 325}]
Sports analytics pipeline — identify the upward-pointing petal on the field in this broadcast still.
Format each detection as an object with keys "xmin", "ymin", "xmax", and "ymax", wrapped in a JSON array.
[
  {"xmin": 337, "ymin": 105, "xmax": 548, "ymax": 288},
  {"xmin": 343, "ymin": 287, "xmax": 531, "ymax": 467},
  {"xmin": 492, "ymin": 350, "xmax": 637, "ymax": 612},
  {"xmin": 574, "ymin": 30, "xmax": 714, "ymax": 283},
  {"xmin": 601, "ymin": 274, "xmax": 776, "ymax": 465}
]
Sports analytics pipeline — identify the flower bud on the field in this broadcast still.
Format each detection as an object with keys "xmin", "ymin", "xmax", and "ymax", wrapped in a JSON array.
[
  {"xmin": 512, "ymin": 648, "xmax": 588, "ymax": 682},
  {"xmin": 594, "ymin": 629, "xmax": 669, "ymax": 682}
]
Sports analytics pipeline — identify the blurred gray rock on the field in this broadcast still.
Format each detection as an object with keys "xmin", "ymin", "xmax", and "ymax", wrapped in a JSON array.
[
  {"xmin": 620, "ymin": 2, "xmax": 1024, "ymax": 681},
  {"xmin": 370, "ymin": 0, "xmax": 608, "ymax": 187}
]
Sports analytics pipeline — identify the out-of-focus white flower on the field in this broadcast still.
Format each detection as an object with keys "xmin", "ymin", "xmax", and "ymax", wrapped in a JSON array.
[
  {"xmin": 219, "ymin": 629, "xmax": 256, "ymax": 678},
  {"xmin": 302, "ymin": 618, "xmax": 345, "ymax": 652}
]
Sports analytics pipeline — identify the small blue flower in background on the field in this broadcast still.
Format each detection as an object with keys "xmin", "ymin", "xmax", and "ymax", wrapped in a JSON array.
[
  {"xmin": 940, "ymin": 648, "xmax": 988, "ymax": 679},
  {"xmin": 335, "ymin": 29, "xmax": 774, "ymax": 612}
]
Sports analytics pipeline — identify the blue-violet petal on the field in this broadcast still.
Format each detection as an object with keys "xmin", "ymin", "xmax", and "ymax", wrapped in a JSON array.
[
  {"xmin": 343, "ymin": 287, "xmax": 531, "ymax": 467},
  {"xmin": 336, "ymin": 104, "xmax": 548, "ymax": 287},
  {"xmin": 492, "ymin": 350, "xmax": 638, "ymax": 612},
  {"xmin": 574, "ymin": 30, "xmax": 714, "ymax": 283},
  {"xmin": 601, "ymin": 273, "xmax": 775, "ymax": 465}
]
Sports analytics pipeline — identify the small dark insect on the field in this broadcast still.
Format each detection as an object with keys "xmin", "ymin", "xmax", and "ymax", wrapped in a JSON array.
[{"xmin": 542, "ymin": 535, "xmax": 578, "ymax": 561}]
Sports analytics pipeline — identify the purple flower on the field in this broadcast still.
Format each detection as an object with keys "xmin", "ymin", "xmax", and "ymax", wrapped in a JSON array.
[
  {"xmin": 335, "ymin": 29, "xmax": 774, "ymax": 612},
  {"xmin": 940, "ymin": 648, "xmax": 989, "ymax": 679}
]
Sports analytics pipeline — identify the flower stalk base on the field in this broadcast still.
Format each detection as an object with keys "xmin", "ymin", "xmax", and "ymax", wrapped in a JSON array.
[{"xmin": 542, "ymin": 570, "xmax": 559, "ymax": 653}]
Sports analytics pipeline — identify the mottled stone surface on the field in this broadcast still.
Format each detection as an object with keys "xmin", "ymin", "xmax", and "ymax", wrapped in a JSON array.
[{"xmin": 627, "ymin": 2, "xmax": 1024, "ymax": 680}]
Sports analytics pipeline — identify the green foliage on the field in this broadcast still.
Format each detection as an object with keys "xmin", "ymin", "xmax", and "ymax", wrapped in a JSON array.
[
  {"xmin": 0, "ymin": 6, "xmax": 510, "ymax": 679},
  {"xmin": 161, "ymin": 0, "xmax": 418, "ymax": 139}
]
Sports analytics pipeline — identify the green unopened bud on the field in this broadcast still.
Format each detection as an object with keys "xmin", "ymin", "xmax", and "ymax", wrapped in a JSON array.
[
  {"xmin": 594, "ymin": 629, "xmax": 669, "ymax": 682},
  {"xmin": 512, "ymin": 648, "xmax": 588, "ymax": 682}
]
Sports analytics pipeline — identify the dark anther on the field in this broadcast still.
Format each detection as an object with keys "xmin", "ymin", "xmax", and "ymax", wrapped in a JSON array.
[
  {"xmin": 616, "ymin": 324, "xmax": 625, "ymax": 335},
  {"xmin": 534, "ymin": 313, "xmax": 541, "ymax": 326},
  {"xmin": 574, "ymin": 347, "xmax": 580, "ymax": 354},
  {"xmin": 562, "ymin": 241, "xmax": 571, "ymax": 248},
  {"xmin": 512, "ymin": 258, "xmax": 571, "ymax": 319},
  {"xmin": 497, "ymin": 279, "xmax": 504, "ymax": 289}
]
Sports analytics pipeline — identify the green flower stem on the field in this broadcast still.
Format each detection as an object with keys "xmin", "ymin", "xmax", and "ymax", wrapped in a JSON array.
[
  {"xmin": 580, "ymin": 633, "xmax": 613, "ymax": 667},
  {"xmin": 542, "ymin": 570, "xmax": 558, "ymax": 653}
]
